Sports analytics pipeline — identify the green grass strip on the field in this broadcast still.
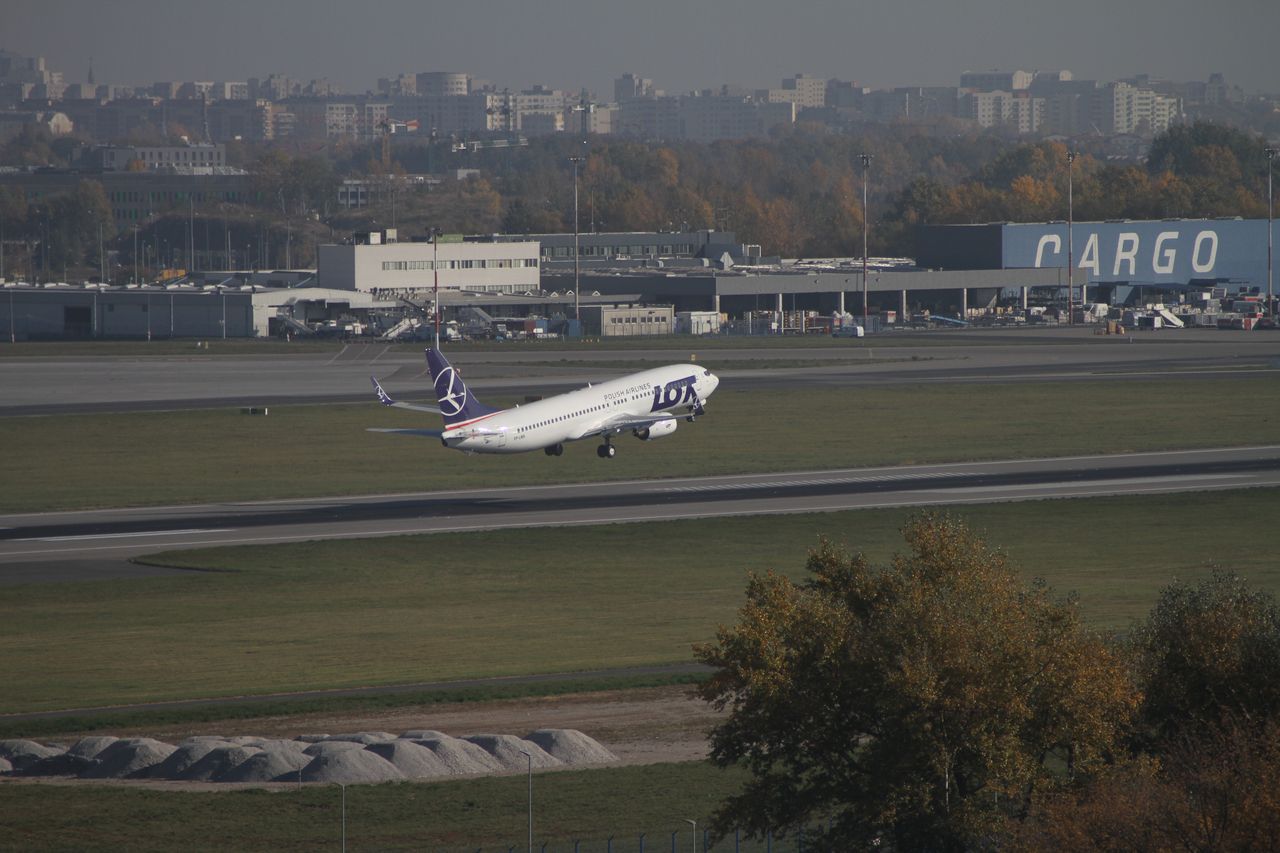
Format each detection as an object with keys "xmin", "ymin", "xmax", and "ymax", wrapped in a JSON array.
[
  {"xmin": 4, "ymin": 375, "xmax": 1279, "ymax": 512},
  {"xmin": 3, "ymin": 490, "xmax": 1278, "ymax": 716},
  {"xmin": 0, "ymin": 761, "xmax": 758, "ymax": 852}
]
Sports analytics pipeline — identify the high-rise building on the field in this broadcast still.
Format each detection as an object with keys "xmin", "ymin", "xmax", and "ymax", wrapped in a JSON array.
[
  {"xmin": 960, "ymin": 70, "xmax": 1033, "ymax": 92},
  {"xmin": 614, "ymin": 73, "xmax": 654, "ymax": 102},
  {"xmin": 415, "ymin": 72, "xmax": 469, "ymax": 98}
]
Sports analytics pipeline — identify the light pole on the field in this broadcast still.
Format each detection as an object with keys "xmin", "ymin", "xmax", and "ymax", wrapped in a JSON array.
[
  {"xmin": 338, "ymin": 782, "xmax": 347, "ymax": 853},
  {"xmin": 133, "ymin": 225, "xmax": 139, "ymax": 285},
  {"xmin": 859, "ymin": 153, "xmax": 872, "ymax": 330},
  {"xmin": 570, "ymin": 155, "xmax": 585, "ymax": 329},
  {"xmin": 1266, "ymin": 147, "xmax": 1275, "ymax": 321},
  {"xmin": 428, "ymin": 226, "xmax": 442, "ymax": 346},
  {"xmin": 518, "ymin": 749, "xmax": 533, "ymax": 853},
  {"xmin": 684, "ymin": 818, "xmax": 697, "ymax": 853},
  {"xmin": 1067, "ymin": 148, "xmax": 1076, "ymax": 324}
]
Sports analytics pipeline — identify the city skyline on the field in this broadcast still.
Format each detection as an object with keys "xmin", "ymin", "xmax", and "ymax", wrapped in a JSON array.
[{"xmin": 6, "ymin": 0, "xmax": 1277, "ymax": 98}]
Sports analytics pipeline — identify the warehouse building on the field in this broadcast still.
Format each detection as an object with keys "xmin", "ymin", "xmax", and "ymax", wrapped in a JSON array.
[{"xmin": 917, "ymin": 218, "xmax": 1279, "ymax": 308}]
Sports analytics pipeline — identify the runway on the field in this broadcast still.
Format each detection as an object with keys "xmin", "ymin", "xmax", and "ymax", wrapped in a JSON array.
[
  {"xmin": 4, "ymin": 445, "xmax": 1278, "ymax": 583},
  {"xmin": 3, "ymin": 328, "xmax": 1280, "ymax": 415}
]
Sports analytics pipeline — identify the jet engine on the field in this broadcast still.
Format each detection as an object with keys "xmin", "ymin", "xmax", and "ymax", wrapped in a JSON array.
[{"xmin": 634, "ymin": 419, "xmax": 678, "ymax": 441}]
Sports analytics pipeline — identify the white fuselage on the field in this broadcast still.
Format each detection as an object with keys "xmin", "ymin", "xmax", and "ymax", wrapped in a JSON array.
[{"xmin": 442, "ymin": 364, "xmax": 719, "ymax": 454}]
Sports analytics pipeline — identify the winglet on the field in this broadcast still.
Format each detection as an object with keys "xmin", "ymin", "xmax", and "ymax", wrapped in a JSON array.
[{"xmin": 371, "ymin": 376, "xmax": 396, "ymax": 407}]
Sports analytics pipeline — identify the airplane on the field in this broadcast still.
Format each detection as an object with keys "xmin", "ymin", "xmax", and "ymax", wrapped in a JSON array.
[{"xmin": 370, "ymin": 347, "xmax": 720, "ymax": 457}]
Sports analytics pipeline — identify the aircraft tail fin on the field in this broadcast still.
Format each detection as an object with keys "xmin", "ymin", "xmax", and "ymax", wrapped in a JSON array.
[{"xmin": 426, "ymin": 347, "xmax": 500, "ymax": 428}]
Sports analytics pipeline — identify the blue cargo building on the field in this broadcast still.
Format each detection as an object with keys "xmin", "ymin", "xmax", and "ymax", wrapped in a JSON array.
[{"xmin": 918, "ymin": 219, "xmax": 1278, "ymax": 306}]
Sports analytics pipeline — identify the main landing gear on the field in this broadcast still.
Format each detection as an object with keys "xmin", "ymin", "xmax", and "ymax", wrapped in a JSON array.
[
  {"xmin": 596, "ymin": 441, "xmax": 616, "ymax": 459},
  {"xmin": 544, "ymin": 443, "xmax": 564, "ymax": 457}
]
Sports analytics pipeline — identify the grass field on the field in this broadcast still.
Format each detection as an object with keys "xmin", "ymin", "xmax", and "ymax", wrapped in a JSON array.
[
  {"xmin": 3, "ymin": 490, "xmax": 1278, "ymax": 716},
  {"xmin": 0, "ymin": 762, "xmax": 757, "ymax": 852},
  {"xmin": 4, "ymin": 375, "xmax": 1280, "ymax": 513},
  {"xmin": 0, "ymin": 329, "xmax": 1107, "ymax": 359}
]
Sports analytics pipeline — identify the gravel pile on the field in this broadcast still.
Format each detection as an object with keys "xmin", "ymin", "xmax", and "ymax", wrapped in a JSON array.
[
  {"xmin": 407, "ymin": 736, "xmax": 503, "ymax": 774},
  {"xmin": 146, "ymin": 740, "xmax": 234, "ymax": 779},
  {"xmin": 0, "ymin": 729, "xmax": 618, "ymax": 784},
  {"xmin": 0, "ymin": 739, "xmax": 65, "ymax": 772},
  {"xmin": 365, "ymin": 741, "xmax": 451, "ymax": 778},
  {"xmin": 463, "ymin": 735, "xmax": 561, "ymax": 770},
  {"xmin": 219, "ymin": 748, "xmax": 311, "ymax": 783},
  {"xmin": 325, "ymin": 731, "xmax": 397, "ymax": 745},
  {"xmin": 303, "ymin": 740, "xmax": 368, "ymax": 757},
  {"xmin": 81, "ymin": 738, "xmax": 177, "ymax": 779},
  {"xmin": 524, "ymin": 729, "xmax": 619, "ymax": 765},
  {"xmin": 66, "ymin": 736, "xmax": 119, "ymax": 760},
  {"xmin": 299, "ymin": 749, "xmax": 405, "ymax": 784},
  {"xmin": 178, "ymin": 745, "xmax": 262, "ymax": 782}
]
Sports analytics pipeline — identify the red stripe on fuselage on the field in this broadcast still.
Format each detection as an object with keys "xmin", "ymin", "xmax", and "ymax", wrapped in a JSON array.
[{"xmin": 443, "ymin": 410, "xmax": 503, "ymax": 432}]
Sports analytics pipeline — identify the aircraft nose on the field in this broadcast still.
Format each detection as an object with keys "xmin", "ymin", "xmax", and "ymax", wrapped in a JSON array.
[{"xmin": 705, "ymin": 372, "xmax": 720, "ymax": 394}]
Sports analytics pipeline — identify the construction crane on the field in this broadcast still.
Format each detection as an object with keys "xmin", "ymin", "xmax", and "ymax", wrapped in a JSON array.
[
  {"xmin": 377, "ymin": 119, "xmax": 420, "ymax": 169},
  {"xmin": 451, "ymin": 135, "xmax": 528, "ymax": 153}
]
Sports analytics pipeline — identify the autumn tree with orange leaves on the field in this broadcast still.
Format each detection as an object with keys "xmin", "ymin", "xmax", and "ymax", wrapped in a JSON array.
[{"xmin": 696, "ymin": 515, "xmax": 1136, "ymax": 851}]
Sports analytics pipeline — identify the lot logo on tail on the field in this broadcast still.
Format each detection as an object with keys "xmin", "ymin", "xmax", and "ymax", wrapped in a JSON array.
[
  {"xmin": 651, "ymin": 375, "xmax": 698, "ymax": 412},
  {"xmin": 435, "ymin": 367, "xmax": 467, "ymax": 416}
]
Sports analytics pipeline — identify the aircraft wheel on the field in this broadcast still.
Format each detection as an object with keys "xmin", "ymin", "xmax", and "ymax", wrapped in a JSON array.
[
  {"xmin": 554, "ymin": 444, "xmax": 564, "ymax": 456},
  {"xmin": 597, "ymin": 444, "xmax": 616, "ymax": 459},
  {"xmin": 544, "ymin": 445, "xmax": 557, "ymax": 456}
]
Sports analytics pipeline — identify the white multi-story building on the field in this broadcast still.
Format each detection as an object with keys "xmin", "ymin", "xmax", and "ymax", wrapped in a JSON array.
[
  {"xmin": 766, "ymin": 74, "xmax": 826, "ymax": 109},
  {"xmin": 95, "ymin": 143, "xmax": 226, "ymax": 171},
  {"xmin": 1097, "ymin": 82, "xmax": 1180, "ymax": 135},
  {"xmin": 318, "ymin": 233, "xmax": 540, "ymax": 296},
  {"xmin": 961, "ymin": 90, "xmax": 1043, "ymax": 133}
]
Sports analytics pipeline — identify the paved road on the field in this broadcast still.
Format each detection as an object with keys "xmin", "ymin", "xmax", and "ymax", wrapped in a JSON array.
[
  {"xmin": 4, "ymin": 446, "xmax": 1277, "ymax": 583},
  {"xmin": 3, "ymin": 328, "xmax": 1279, "ymax": 415}
]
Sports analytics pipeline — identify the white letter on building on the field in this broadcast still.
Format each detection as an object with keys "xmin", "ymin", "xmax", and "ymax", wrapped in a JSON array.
[
  {"xmin": 1113, "ymin": 232, "xmax": 1140, "ymax": 276},
  {"xmin": 1152, "ymin": 231, "xmax": 1178, "ymax": 275},
  {"xmin": 1034, "ymin": 234, "xmax": 1062, "ymax": 267},
  {"xmin": 1191, "ymin": 231, "xmax": 1218, "ymax": 274},
  {"xmin": 1079, "ymin": 233, "xmax": 1101, "ymax": 277}
]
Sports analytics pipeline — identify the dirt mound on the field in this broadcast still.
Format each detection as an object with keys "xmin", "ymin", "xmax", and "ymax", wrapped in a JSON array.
[
  {"xmin": 177, "ymin": 745, "xmax": 262, "ymax": 782},
  {"xmin": 219, "ymin": 747, "xmax": 311, "ymax": 783},
  {"xmin": 299, "ymin": 749, "xmax": 405, "ymax": 784},
  {"xmin": 241, "ymin": 738, "xmax": 309, "ymax": 757},
  {"xmin": 0, "ymin": 739, "xmax": 64, "ymax": 771},
  {"xmin": 399, "ymin": 730, "xmax": 450, "ymax": 740},
  {"xmin": 20, "ymin": 753, "xmax": 98, "ymax": 777},
  {"xmin": 407, "ymin": 736, "xmax": 503, "ymax": 775},
  {"xmin": 66, "ymin": 736, "xmax": 119, "ymax": 760},
  {"xmin": 0, "ymin": 757, "xmax": 11, "ymax": 774},
  {"xmin": 523, "ymin": 729, "xmax": 618, "ymax": 765},
  {"xmin": 81, "ymin": 738, "xmax": 176, "ymax": 779},
  {"xmin": 303, "ymin": 740, "xmax": 368, "ymax": 757},
  {"xmin": 463, "ymin": 735, "xmax": 561, "ymax": 770},
  {"xmin": 146, "ymin": 740, "xmax": 234, "ymax": 779},
  {"xmin": 324, "ymin": 731, "xmax": 397, "ymax": 745},
  {"xmin": 364, "ymin": 741, "xmax": 451, "ymax": 779}
]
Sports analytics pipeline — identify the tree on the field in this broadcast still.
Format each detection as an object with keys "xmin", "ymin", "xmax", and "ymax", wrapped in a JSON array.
[
  {"xmin": 1020, "ymin": 719, "xmax": 1280, "ymax": 851},
  {"xmin": 696, "ymin": 515, "xmax": 1136, "ymax": 851},
  {"xmin": 1131, "ymin": 570, "xmax": 1280, "ymax": 745}
]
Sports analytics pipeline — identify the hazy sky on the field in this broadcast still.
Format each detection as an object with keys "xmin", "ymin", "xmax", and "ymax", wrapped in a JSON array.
[{"xmin": 6, "ymin": 0, "xmax": 1277, "ymax": 96}]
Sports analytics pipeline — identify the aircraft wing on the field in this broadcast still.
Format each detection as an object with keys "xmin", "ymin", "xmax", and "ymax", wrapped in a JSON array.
[
  {"xmin": 366, "ymin": 427, "xmax": 445, "ymax": 438},
  {"xmin": 571, "ymin": 412, "xmax": 678, "ymax": 441},
  {"xmin": 371, "ymin": 376, "xmax": 443, "ymax": 414}
]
